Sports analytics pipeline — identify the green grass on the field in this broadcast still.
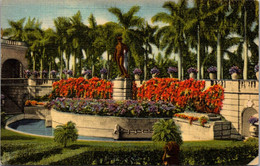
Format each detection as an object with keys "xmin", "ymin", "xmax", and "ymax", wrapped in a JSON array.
[{"xmin": 1, "ymin": 128, "xmax": 258, "ymax": 165}]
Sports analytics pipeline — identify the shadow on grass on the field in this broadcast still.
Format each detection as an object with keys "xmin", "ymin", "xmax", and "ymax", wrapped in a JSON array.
[
  {"xmin": 66, "ymin": 144, "xmax": 90, "ymax": 150},
  {"xmin": 1, "ymin": 135, "xmax": 35, "ymax": 140}
]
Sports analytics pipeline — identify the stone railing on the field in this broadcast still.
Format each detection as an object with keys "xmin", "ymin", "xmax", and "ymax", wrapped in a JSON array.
[
  {"xmin": 1, "ymin": 39, "xmax": 27, "ymax": 46},
  {"xmin": 28, "ymin": 78, "xmax": 59, "ymax": 86},
  {"xmin": 205, "ymin": 79, "xmax": 258, "ymax": 94},
  {"xmin": 1, "ymin": 78, "xmax": 28, "ymax": 85},
  {"xmin": 1, "ymin": 78, "xmax": 60, "ymax": 86}
]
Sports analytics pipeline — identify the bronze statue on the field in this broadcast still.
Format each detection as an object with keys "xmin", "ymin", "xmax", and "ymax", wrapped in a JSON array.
[{"xmin": 114, "ymin": 36, "xmax": 129, "ymax": 78}]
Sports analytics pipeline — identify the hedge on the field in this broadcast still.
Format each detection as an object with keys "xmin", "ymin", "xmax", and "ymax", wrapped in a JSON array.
[
  {"xmin": 28, "ymin": 141, "xmax": 258, "ymax": 165},
  {"xmin": 2, "ymin": 144, "xmax": 62, "ymax": 165},
  {"xmin": 1, "ymin": 143, "xmax": 36, "ymax": 156}
]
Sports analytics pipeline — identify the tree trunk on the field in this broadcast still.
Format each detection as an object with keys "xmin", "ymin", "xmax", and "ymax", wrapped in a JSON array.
[
  {"xmin": 59, "ymin": 48, "xmax": 63, "ymax": 79},
  {"xmin": 178, "ymin": 48, "xmax": 182, "ymax": 80},
  {"xmin": 107, "ymin": 51, "xmax": 109, "ymax": 79},
  {"xmin": 72, "ymin": 51, "xmax": 76, "ymax": 77},
  {"xmin": 197, "ymin": 24, "xmax": 201, "ymax": 80},
  {"xmin": 79, "ymin": 50, "xmax": 82, "ymax": 77},
  {"xmin": 49, "ymin": 61, "xmax": 51, "ymax": 79},
  {"xmin": 243, "ymin": 9, "xmax": 248, "ymax": 80},
  {"xmin": 144, "ymin": 44, "xmax": 148, "ymax": 81},
  {"xmin": 66, "ymin": 54, "xmax": 70, "ymax": 71},
  {"xmin": 92, "ymin": 54, "xmax": 95, "ymax": 77},
  {"xmin": 217, "ymin": 32, "xmax": 222, "ymax": 80},
  {"xmin": 40, "ymin": 48, "xmax": 45, "ymax": 79},
  {"xmin": 31, "ymin": 51, "xmax": 35, "ymax": 71}
]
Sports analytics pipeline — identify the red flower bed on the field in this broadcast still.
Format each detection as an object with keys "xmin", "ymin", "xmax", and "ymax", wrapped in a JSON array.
[
  {"xmin": 49, "ymin": 77, "xmax": 113, "ymax": 99},
  {"xmin": 137, "ymin": 78, "xmax": 224, "ymax": 114},
  {"xmin": 174, "ymin": 113, "xmax": 199, "ymax": 125}
]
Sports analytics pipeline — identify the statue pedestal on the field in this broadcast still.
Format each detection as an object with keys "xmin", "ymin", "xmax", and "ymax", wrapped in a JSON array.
[{"xmin": 112, "ymin": 77, "xmax": 132, "ymax": 101}]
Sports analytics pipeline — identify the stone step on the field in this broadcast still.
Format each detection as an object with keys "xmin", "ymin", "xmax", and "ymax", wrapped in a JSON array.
[
  {"xmin": 209, "ymin": 116, "xmax": 221, "ymax": 121},
  {"xmin": 207, "ymin": 113, "xmax": 218, "ymax": 117}
]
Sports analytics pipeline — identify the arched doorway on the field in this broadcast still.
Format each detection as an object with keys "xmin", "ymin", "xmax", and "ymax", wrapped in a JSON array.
[
  {"xmin": 1, "ymin": 59, "xmax": 23, "ymax": 78},
  {"xmin": 241, "ymin": 108, "xmax": 258, "ymax": 137}
]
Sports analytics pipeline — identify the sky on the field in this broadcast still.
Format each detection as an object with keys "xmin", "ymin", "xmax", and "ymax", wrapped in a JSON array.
[
  {"xmin": 1, "ymin": 0, "xmax": 192, "ymax": 29},
  {"xmin": 1, "ymin": 0, "xmax": 188, "ymax": 62}
]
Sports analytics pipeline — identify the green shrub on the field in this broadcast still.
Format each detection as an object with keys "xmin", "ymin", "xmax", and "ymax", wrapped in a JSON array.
[
  {"xmin": 1, "ymin": 143, "xmax": 41, "ymax": 156},
  {"xmin": 54, "ymin": 121, "xmax": 78, "ymax": 147},
  {"xmin": 1, "ymin": 112, "xmax": 9, "ymax": 127},
  {"xmin": 2, "ymin": 144, "xmax": 62, "ymax": 165},
  {"xmin": 152, "ymin": 119, "xmax": 183, "ymax": 145},
  {"xmin": 27, "ymin": 142, "xmax": 258, "ymax": 165},
  {"xmin": 180, "ymin": 143, "xmax": 258, "ymax": 165}
]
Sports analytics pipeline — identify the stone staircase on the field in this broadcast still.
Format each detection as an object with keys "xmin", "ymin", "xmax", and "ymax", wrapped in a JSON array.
[{"xmin": 207, "ymin": 113, "xmax": 222, "ymax": 121}]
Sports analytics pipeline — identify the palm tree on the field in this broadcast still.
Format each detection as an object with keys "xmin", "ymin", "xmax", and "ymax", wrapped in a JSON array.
[
  {"xmin": 38, "ymin": 28, "xmax": 57, "ymax": 78},
  {"xmin": 108, "ymin": 6, "xmax": 145, "ymax": 72},
  {"xmin": 87, "ymin": 14, "xmax": 99, "ymax": 77},
  {"xmin": 234, "ymin": 0, "xmax": 259, "ymax": 80},
  {"xmin": 54, "ymin": 17, "xmax": 71, "ymax": 79},
  {"xmin": 23, "ymin": 17, "xmax": 42, "ymax": 72},
  {"xmin": 184, "ymin": 0, "xmax": 224, "ymax": 79},
  {"xmin": 141, "ymin": 22, "xmax": 158, "ymax": 80},
  {"xmin": 96, "ymin": 22, "xmax": 121, "ymax": 79},
  {"xmin": 152, "ymin": 0, "xmax": 189, "ymax": 80},
  {"xmin": 3, "ymin": 18, "xmax": 26, "ymax": 41},
  {"xmin": 54, "ymin": 121, "xmax": 78, "ymax": 147},
  {"xmin": 67, "ymin": 11, "xmax": 86, "ymax": 77}
]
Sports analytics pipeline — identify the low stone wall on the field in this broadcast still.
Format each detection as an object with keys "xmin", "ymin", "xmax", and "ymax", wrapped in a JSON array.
[
  {"xmin": 51, "ymin": 109, "xmax": 163, "ymax": 139},
  {"xmin": 51, "ymin": 109, "xmax": 236, "ymax": 141},
  {"xmin": 173, "ymin": 118, "xmax": 214, "ymax": 141}
]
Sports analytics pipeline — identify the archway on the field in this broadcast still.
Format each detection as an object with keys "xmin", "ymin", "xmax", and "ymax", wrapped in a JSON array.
[
  {"xmin": 241, "ymin": 108, "xmax": 258, "ymax": 137},
  {"xmin": 1, "ymin": 59, "xmax": 23, "ymax": 78}
]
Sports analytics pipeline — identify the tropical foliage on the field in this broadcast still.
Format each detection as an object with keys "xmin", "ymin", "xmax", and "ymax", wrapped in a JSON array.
[
  {"xmin": 54, "ymin": 121, "xmax": 78, "ymax": 148},
  {"xmin": 152, "ymin": 119, "xmax": 183, "ymax": 145},
  {"xmin": 2, "ymin": 0, "xmax": 258, "ymax": 79}
]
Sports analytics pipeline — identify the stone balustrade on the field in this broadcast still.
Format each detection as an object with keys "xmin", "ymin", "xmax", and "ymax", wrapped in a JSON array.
[{"xmin": 1, "ymin": 39, "xmax": 27, "ymax": 46}]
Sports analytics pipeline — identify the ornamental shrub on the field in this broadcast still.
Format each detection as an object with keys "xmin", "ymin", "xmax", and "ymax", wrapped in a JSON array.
[
  {"xmin": 54, "ymin": 121, "xmax": 78, "ymax": 147},
  {"xmin": 49, "ymin": 77, "xmax": 113, "ymax": 99},
  {"xmin": 152, "ymin": 119, "xmax": 183, "ymax": 146},
  {"xmin": 2, "ymin": 144, "xmax": 62, "ymax": 165}
]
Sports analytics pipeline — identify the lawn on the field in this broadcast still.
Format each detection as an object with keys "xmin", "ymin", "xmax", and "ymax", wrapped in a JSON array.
[{"xmin": 1, "ymin": 128, "xmax": 258, "ymax": 165}]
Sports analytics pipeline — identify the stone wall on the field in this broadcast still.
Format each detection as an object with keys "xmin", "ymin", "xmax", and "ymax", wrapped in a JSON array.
[
  {"xmin": 205, "ymin": 80, "xmax": 259, "ymax": 138},
  {"xmin": 1, "ymin": 84, "xmax": 28, "ymax": 114},
  {"xmin": 1, "ymin": 39, "xmax": 28, "ymax": 69}
]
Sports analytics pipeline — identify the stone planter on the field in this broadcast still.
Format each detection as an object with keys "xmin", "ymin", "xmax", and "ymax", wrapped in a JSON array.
[
  {"xmin": 84, "ymin": 75, "xmax": 89, "ymax": 79},
  {"xmin": 101, "ymin": 74, "xmax": 106, "ymax": 79},
  {"xmin": 28, "ymin": 78, "xmax": 36, "ymax": 86},
  {"xmin": 152, "ymin": 74, "xmax": 158, "ymax": 78},
  {"xmin": 231, "ymin": 73, "xmax": 238, "ymax": 80},
  {"xmin": 189, "ymin": 72, "xmax": 196, "ymax": 79},
  {"xmin": 256, "ymin": 72, "xmax": 259, "ymax": 80},
  {"xmin": 249, "ymin": 124, "xmax": 258, "ymax": 137},
  {"xmin": 67, "ymin": 74, "xmax": 72, "ymax": 78},
  {"xmin": 209, "ymin": 73, "xmax": 216, "ymax": 80},
  {"xmin": 134, "ymin": 74, "xmax": 140, "ymax": 80}
]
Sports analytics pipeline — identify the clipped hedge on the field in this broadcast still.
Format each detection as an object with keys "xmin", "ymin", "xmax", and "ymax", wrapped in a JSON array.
[
  {"xmin": 2, "ymin": 144, "xmax": 62, "ymax": 165},
  {"xmin": 180, "ymin": 143, "xmax": 258, "ymax": 165},
  {"xmin": 28, "ymin": 141, "xmax": 258, "ymax": 165},
  {"xmin": 1, "ymin": 143, "xmax": 38, "ymax": 156}
]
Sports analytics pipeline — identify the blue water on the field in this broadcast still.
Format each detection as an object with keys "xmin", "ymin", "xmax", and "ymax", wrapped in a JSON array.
[{"xmin": 8, "ymin": 119, "xmax": 115, "ymax": 141}]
